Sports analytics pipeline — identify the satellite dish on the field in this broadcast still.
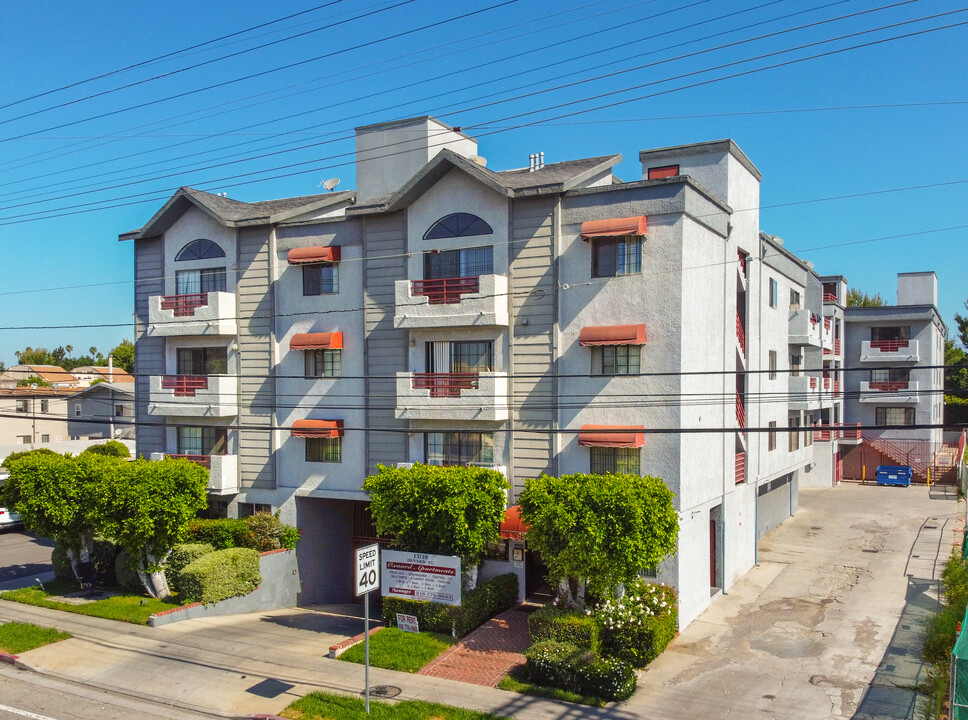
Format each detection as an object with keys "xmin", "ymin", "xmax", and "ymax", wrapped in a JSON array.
[
  {"xmin": 470, "ymin": 155, "xmax": 487, "ymax": 167},
  {"xmin": 320, "ymin": 177, "xmax": 341, "ymax": 192}
]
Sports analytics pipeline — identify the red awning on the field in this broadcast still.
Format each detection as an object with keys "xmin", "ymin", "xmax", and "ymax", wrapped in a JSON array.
[
  {"xmin": 290, "ymin": 419, "xmax": 344, "ymax": 438},
  {"xmin": 290, "ymin": 332, "xmax": 343, "ymax": 351},
  {"xmin": 500, "ymin": 505, "xmax": 530, "ymax": 540},
  {"xmin": 287, "ymin": 246, "xmax": 341, "ymax": 264},
  {"xmin": 580, "ymin": 216, "xmax": 647, "ymax": 240},
  {"xmin": 578, "ymin": 324, "xmax": 646, "ymax": 347},
  {"xmin": 578, "ymin": 425, "xmax": 645, "ymax": 448}
]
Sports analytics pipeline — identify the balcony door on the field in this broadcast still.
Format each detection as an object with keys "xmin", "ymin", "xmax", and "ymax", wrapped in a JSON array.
[
  {"xmin": 177, "ymin": 426, "xmax": 227, "ymax": 455},
  {"xmin": 175, "ymin": 267, "xmax": 226, "ymax": 295},
  {"xmin": 423, "ymin": 246, "xmax": 493, "ymax": 280},
  {"xmin": 177, "ymin": 347, "xmax": 228, "ymax": 376},
  {"xmin": 425, "ymin": 341, "xmax": 493, "ymax": 373}
]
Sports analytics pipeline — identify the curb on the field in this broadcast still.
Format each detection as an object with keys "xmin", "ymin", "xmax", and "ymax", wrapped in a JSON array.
[
  {"xmin": 0, "ymin": 652, "xmax": 19, "ymax": 665},
  {"xmin": 328, "ymin": 626, "xmax": 383, "ymax": 659}
]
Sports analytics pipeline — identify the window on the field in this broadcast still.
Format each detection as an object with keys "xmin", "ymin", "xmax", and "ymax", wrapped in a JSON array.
[
  {"xmin": 238, "ymin": 502, "xmax": 273, "ymax": 518},
  {"xmin": 790, "ymin": 289, "xmax": 801, "ymax": 309},
  {"xmin": 306, "ymin": 436, "xmax": 342, "ymax": 462},
  {"xmin": 592, "ymin": 236, "xmax": 642, "ymax": 278},
  {"xmin": 871, "ymin": 368, "xmax": 910, "ymax": 383},
  {"xmin": 647, "ymin": 165, "xmax": 679, "ymax": 179},
  {"xmin": 305, "ymin": 349, "xmax": 342, "ymax": 378},
  {"xmin": 789, "ymin": 353, "xmax": 801, "ymax": 377},
  {"xmin": 177, "ymin": 426, "xmax": 227, "ymax": 455},
  {"xmin": 175, "ymin": 238, "xmax": 225, "ymax": 261},
  {"xmin": 177, "ymin": 347, "xmax": 228, "ymax": 375},
  {"xmin": 15, "ymin": 399, "xmax": 29, "ymax": 414},
  {"xmin": 590, "ymin": 446, "xmax": 641, "ymax": 475},
  {"xmin": 641, "ymin": 564, "xmax": 658, "ymax": 578},
  {"xmin": 592, "ymin": 345, "xmax": 641, "ymax": 376},
  {"xmin": 426, "ymin": 341, "xmax": 493, "ymax": 373},
  {"xmin": 41, "ymin": 434, "xmax": 49, "ymax": 443},
  {"xmin": 175, "ymin": 267, "xmax": 226, "ymax": 294},
  {"xmin": 769, "ymin": 278, "xmax": 778, "ymax": 308},
  {"xmin": 871, "ymin": 326, "xmax": 910, "ymax": 342},
  {"xmin": 768, "ymin": 421, "xmax": 777, "ymax": 451},
  {"xmin": 302, "ymin": 262, "xmax": 339, "ymax": 295},
  {"xmin": 17, "ymin": 435, "xmax": 30, "ymax": 445},
  {"xmin": 768, "ymin": 351, "xmax": 777, "ymax": 380},
  {"xmin": 788, "ymin": 415, "xmax": 800, "ymax": 452},
  {"xmin": 425, "ymin": 432, "xmax": 494, "ymax": 466},
  {"xmin": 115, "ymin": 404, "xmax": 127, "ymax": 417},
  {"xmin": 40, "ymin": 399, "xmax": 49, "ymax": 413},
  {"xmin": 875, "ymin": 407, "xmax": 915, "ymax": 426},
  {"xmin": 423, "ymin": 246, "xmax": 493, "ymax": 279},
  {"xmin": 805, "ymin": 422, "xmax": 813, "ymax": 447},
  {"xmin": 423, "ymin": 213, "xmax": 493, "ymax": 240},
  {"xmin": 74, "ymin": 404, "xmax": 81, "ymax": 417}
]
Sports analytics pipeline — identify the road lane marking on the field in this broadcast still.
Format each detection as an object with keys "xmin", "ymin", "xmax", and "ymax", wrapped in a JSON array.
[{"xmin": 0, "ymin": 704, "xmax": 59, "ymax": 720}]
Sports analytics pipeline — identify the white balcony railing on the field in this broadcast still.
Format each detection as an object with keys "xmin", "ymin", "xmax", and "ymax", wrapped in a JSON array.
[
  {"xmin": 150, "ymin": 453, "xmax": 239, "ymax": 494},
  {"xmin": 395, "ymin": 372, "xmax": 509, "ymax": 421},
  {"xmin": 860, "ymin": 339, "xmax": 919, "ymax": 363},
  {"xmin": 859, "ymin": 380, "xmax": 919, "ymax": 403},
  {"xmin": 788, "ymin": 309, "xmax": 822, "ymax": 347},
  {"xmin": 393, "ymin": 274, "xmax": 509, "ymax": 329},
  {"xmin": 147, "ymin": 375, "xmax": 238, "ymax": 417},
  {"xmin": 147, "ymin": 291, "xmax": 237, "ymax": 337}
]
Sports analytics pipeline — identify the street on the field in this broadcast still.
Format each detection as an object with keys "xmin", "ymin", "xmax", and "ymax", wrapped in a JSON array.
[
  {"xmin": 0, "ymin": 665, "xmax": 218, "ymax": 720},
  {"xmin": 0, "ymin": 530, "xmax": 52, "ymax": 589}
]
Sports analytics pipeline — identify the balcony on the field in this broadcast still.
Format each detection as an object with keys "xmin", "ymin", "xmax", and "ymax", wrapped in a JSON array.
[
  {"xmin": 859, "ymin": 380, "xmax": 918, "ymax": 403},
  {"xmin": 735, "ymin": 452, "xmax": 745, "ymax": 485},
  {"xmin": 151, "ymin": 453, "xmax": 239, "ymax": 494},
  {"xmin": 788, "ymin": 309, "xmax": 822, "ymax": 347},
  {"xmin": 395, "ymin": 372, "xmax": 509, "ymax": 421},
  {"xmin": 394, "ymin": 274, "xmax": 509, "ymax": 329},
  {"xmin": 736, "ymin": 313, "xmax": 746, "ymax": 357},
  {"xmin": 813, "ymin": 423, "xmax": 862, "ymax": 443},
  {"xmin": 148, "ymin": 375, "xmax": 238, "ymax": 417},
  {"xmin": 860, "ymin": 339, "xmax": 919, "ymax": 362},
  {"xmin": 789, "ymin": 376, "xmax": 820, "ymax": 411},
  {"xmin": 735, "ymin": 392, "xmax": 746, "ymax": 432},
  {"xmin": 147, "ymin": 291, "xmax": 237, "ymax": 337}
]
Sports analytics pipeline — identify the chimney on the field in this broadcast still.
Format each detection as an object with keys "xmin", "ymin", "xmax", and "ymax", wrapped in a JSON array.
[
  {"xmin": 897, "ymin": 272, "xmax": 937, "ymax": 307},
  {"xmin": 108, "ymin": 355, "xmax": 114, "ymax": 383}
]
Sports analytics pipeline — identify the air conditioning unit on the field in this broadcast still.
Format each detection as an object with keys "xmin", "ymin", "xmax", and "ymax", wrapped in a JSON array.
[
  {"xmin": 149, "ymin": 452, "xmax": 165, "ymax": 462},
  {"xmin": 395, "ymin": 462, "xmax": 415, "ymax": 469}
]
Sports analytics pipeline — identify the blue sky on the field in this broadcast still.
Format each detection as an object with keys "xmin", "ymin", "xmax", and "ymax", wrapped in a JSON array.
[{"xmin": 0, "ymin": 0, "xmax": 965, "ymax": 364}]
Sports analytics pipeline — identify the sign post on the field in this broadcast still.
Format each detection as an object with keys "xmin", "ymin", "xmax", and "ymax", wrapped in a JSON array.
[{"xmin": 355, "ymin": 543, "xmax": 380, "ymax": 714}]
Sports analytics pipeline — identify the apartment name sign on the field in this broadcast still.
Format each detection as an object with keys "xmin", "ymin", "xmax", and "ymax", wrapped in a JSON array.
[{"xmin": 381, "ymin": 550, "xmax": 462, "ymax": 606}]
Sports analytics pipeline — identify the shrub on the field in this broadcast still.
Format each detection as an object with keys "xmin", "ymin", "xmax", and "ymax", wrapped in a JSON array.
[
  {"xmin": 528, "ymin": 606, "xmax": 600, "ymax": 653},
  {"xmin": 594, "ymin": 580, "xmax": 677, "ymax": 667},
  {"xmin": 184, "ymin": 518, "xmax": 254, "ymax": 550},
  {"xmin": 1, "ymin": 448, "xmax": 57, "ymax": 469},
  {"xmin": 178, "ymin": 547, "xmax": 261, "ymax": 604},
  {"xmin": 280, "ymin": 525, "xmax": 301, "ymax": 550},
  {"xmin": 524, "ymin": 640, "xmax": 589, "ymax": 688},
  {"xmin": 51, "ymin": 539, "xmax": 119, "ymax": 584},
  {"xmin": 80, "ymin": 441, "xmax": 130, "ymax": 458},
  {"xmin": 114, "ymin": 548, "xmax": 143, "ymax": 592},
  {"xmin": 382, "ymin": 572, "xmax": 518, "ymax": 637},
  {"xmin": 243, "ymin": 513, "xmax": 296, "ymax": 552},
  {"xmin": 576, "ymin": 656, "xmax": 637, "ymax": 701},
  {"xmin": 165, "ymin": 543, "xmax": 214, "ymax": 592}
]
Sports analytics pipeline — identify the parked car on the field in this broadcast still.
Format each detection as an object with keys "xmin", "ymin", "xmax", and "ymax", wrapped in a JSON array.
[{"xmin": 0, "ymin": 507, "xmax": 22, "ymax": 529}]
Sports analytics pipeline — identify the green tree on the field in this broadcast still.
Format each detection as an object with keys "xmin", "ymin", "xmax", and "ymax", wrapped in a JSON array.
[
  {"xmin": 15, "ymin": 375, "xmax": 51, "ymax": 387},
  {"xmin": 14, "ymin": 347, "xmax": 57, "ymax": 365},
  {"xmin": 956, "ymin": 299, "xmax": 968, "ymax": 350},
  {"xmin": 98, "ymin": 457, "xmax": 208, "ymax": 599},
  {"xmin": 109, "ymin": 340, "xmax": 135, "ymax": 373},
  {"xmin": 946, "ymin": 339, "xmax": 968, "ymax": 401},
  {"xmin": 519, "ymin": 472, "xmax": 679, "ymax": 609},
  {"xmin": 363, "ymin": 464, "xmax": 509, "ymax": 589},
  {"xmin": 846, "ymin": 287, "xmax": 886, "ymax": 307},
  {"xmin": 1, "ymin": 453, "xmax": 106, "ymax": 579}
]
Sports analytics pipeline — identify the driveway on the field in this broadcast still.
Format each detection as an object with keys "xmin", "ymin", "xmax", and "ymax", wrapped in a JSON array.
[
  {"xmin": 632, "ymin": 483, "xmax": 957, "ymax": 719},
  {"xmin": 0, "ymin": 530, "xmax": 53, "ymax": 589}
]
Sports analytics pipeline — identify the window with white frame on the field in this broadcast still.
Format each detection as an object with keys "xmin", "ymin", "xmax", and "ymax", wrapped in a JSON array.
[
  {"xmin": 302, "ymin": 263, "xmax": 339, "ymax": 295},
  {"xmin": 592, "ymin": 236, "xmax": 642, "ymax": 278},
  {"xmin": 875, "ymin": 407, "xmax": 915, "ymax": 426},
  {"xmin": 425, "ymin": 432, "xmax": 494, "ymax": 466},
  {"xmin": 788, "ymin": 414, "xmax": 800, "ymax": 451},
  {"xmin": 305, "ymin": 349, "xmax": 342, "ymax": 378},
  {"xmin": 768, "ymin": 351, "xmax": 777, "ymax": 380},
  {"xmin": 591, "ymin": 345, "xmax": 641, "ymax": 376},
  {"xmin": 769, "ymin": 278, "xmax": 778, "ymax": 308},
  {"xmin": 589, "ymin": 446, "xmax": 640, "ymax": 475},
  {"xmin": 15, "ymin": 399, "xmax": 29, "ymax": 414}
]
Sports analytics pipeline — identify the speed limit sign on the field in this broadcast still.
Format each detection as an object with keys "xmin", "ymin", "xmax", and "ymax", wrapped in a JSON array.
[{"xmin": 355, "ymin": 543, "xmax": 380, "ymax": 597}]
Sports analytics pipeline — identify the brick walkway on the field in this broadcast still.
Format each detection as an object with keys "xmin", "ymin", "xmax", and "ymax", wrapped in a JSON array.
[{"xmin": 417, "ymin": 608, "xmax": 531, "ymax": 687}]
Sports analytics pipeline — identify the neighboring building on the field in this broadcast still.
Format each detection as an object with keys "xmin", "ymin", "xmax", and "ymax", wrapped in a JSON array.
[
  {"xmin": 122, "ymin": 116, "xmax": 942, "ymax": 629},
  {"xmin": 0, "ymin": 365, "xmax": 79, "ymax": 389},
  {"xmin": 70, "ymin": 365, "xmax": 135, "ymax": 386},
  {"xmin": 67, "ymin": 382, "xmax": 135, "ymax": 440},
  {"xmin": 0, "ymin": 387, "xmax": 75, "ymax": 445}
]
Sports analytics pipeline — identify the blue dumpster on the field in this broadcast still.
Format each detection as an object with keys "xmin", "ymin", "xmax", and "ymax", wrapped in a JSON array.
[{"xmin": 876, "ymin": 465, "xmax": 913, "ymax": 487}]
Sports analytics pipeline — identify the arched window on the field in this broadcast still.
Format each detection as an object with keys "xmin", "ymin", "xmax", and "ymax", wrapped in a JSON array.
[
  {"xmin": 175, "ymin": 238, "xmax": 225, "ymax": 261},
  {"xmin": 423, "ymin": 213, "xmax": 492, "ymax": 240}
]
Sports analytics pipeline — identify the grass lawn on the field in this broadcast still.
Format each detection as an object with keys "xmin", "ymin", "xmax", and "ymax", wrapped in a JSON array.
[
  {"xmin": 337, "ymin": 628, "xmax": 454, "ymax": 673},
  {"xmin": 0, "ymin": 621, "xmax": 71, "ymax": 654},
  {"xmin": 497, "ymin": 666, "xmax": 605, "ymax": 708},
  {"xmin": 0, "ymin": 580, "xmax": 179, "ymax": 625},
  {"xmin": 281, "ymin": 691, "xmax": 506, "ymax": 720}
]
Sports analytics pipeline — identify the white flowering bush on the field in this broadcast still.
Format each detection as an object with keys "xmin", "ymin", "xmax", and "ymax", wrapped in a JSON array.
[
  {"xmin": 524, "ymin": 639, "xmax": 636, "ymax": 702},
  {"xmin": 577, "ymin": 656, "xmax": 637, "ymax": 701},
  {"xmin": 591, "ymin": 580, "xmax": 677, "ymax": 667}
]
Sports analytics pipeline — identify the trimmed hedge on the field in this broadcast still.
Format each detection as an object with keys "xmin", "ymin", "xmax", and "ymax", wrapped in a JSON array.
[
  {"xmin": 1, "ymin": 448, "xmax": 57, "ymax": 468},
  {"xmin": 528, "ymin": 606, "xmax": 600, "ymax": 653},
  {"xmin": 184, "ymin": 515, "xmax": 299, "ymax": 551},
  {"xmin": 524, "ymin": 640, "xmax": 636, "ymax": 702},
  {"xmin": 80, "ymin": 441, "xmax": 130, "ymax": 458},
  {"xmin": 51, "ymin": 539, "xmax": 119, "ymax": 584},
  {"xmin": 382, "ymin": 572, "xmax": 518, "ymax": 637},
  {"xmin": 599, "ymin": 606, "xmax": 677, "ymax": 667},
  {"xmin": 178, "ymin": 547, "xmax": 262, "ymax": 604},
  {"xmin": 166, "ymin": 543, "xmax": 214, "ymax": 592}
]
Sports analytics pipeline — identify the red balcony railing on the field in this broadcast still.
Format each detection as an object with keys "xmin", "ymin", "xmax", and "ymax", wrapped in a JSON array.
[
  {"xmin": 810, "ymin": 312, "xmax": 820, "ymax": 325},
  {"xmin": 834, "ymin": 339, "xmax": 841, "ymax": 355},
  {"xmin": 823, "ymin": 377, "xmax": 831, "ymax": 390},
  {"xmin": 809, "ymin": 377, "xmax": 817, "ymax": 389},
  {"xmin": 736, "ymin": 392, "xmax": 746, "ymax": 429},
  {"xmin": 870, "ymin": 339, "xmax": 909, "ymax": 351},
  {"xmin": 735, "ymin": 452, "xmax": 746, "ymax": 485},
  {"xmin": 161, "ymin": 375, "xmax": 209, "ymax": 397},
  {"xmin": 160, "ymin": 293, "xmax": 209, "ymax": 317},
  {"xmin": 870, "ymin": 381, "xmax": 909, "ymax": 392},
  {"xmin": 738, "ymin": 251, "xmax": 747, "ymax": 276},
  {"xmin": 834, "ymin": 380, "xmax": 841, "ymax": 394},
  {"xmin": 166, "ymin": 454, "xmax": 212, "ymax": 469},
  {"xmin": 824, "ymin": 318, "xmax": 831, "ymax": 330},
  {"xmin": 412, "ymin": 372, "xmax": 480, "ymax": 398},
  {"xmin": 411, "ymin": 277, "xmax": 480, "ymax": 305},
  {"xmin": 843, "ymin": 423, "xmax": 861, "ymax": 440},
  {"xmin": 823, "ymin": 292, "xmax": 838, "ymax": 303},
  {"xmin": 736, "ymin": 313, "xmax": 746, "ymax": 356}
]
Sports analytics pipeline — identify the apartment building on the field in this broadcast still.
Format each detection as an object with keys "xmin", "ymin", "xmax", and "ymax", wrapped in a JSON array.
[
  {"xmin": 67, "ymin": 382, "xmax": 135, "ymax": 440},
  {"xmin": 0, "ymin": 387, "xmax": 74, "ymax": 445},
  {"xmin": 124, "ymin": 117, "xmax": 847, "ymax": 628}
]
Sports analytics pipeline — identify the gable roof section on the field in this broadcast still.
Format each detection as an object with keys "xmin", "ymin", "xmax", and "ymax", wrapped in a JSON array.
[
  {"xmin": 120, "ymin": 187, "xmax": 356, "ymax": 240},
  {"xmin": 69, "ymin": 382, "xmax": 136, "ymax": 400}
]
